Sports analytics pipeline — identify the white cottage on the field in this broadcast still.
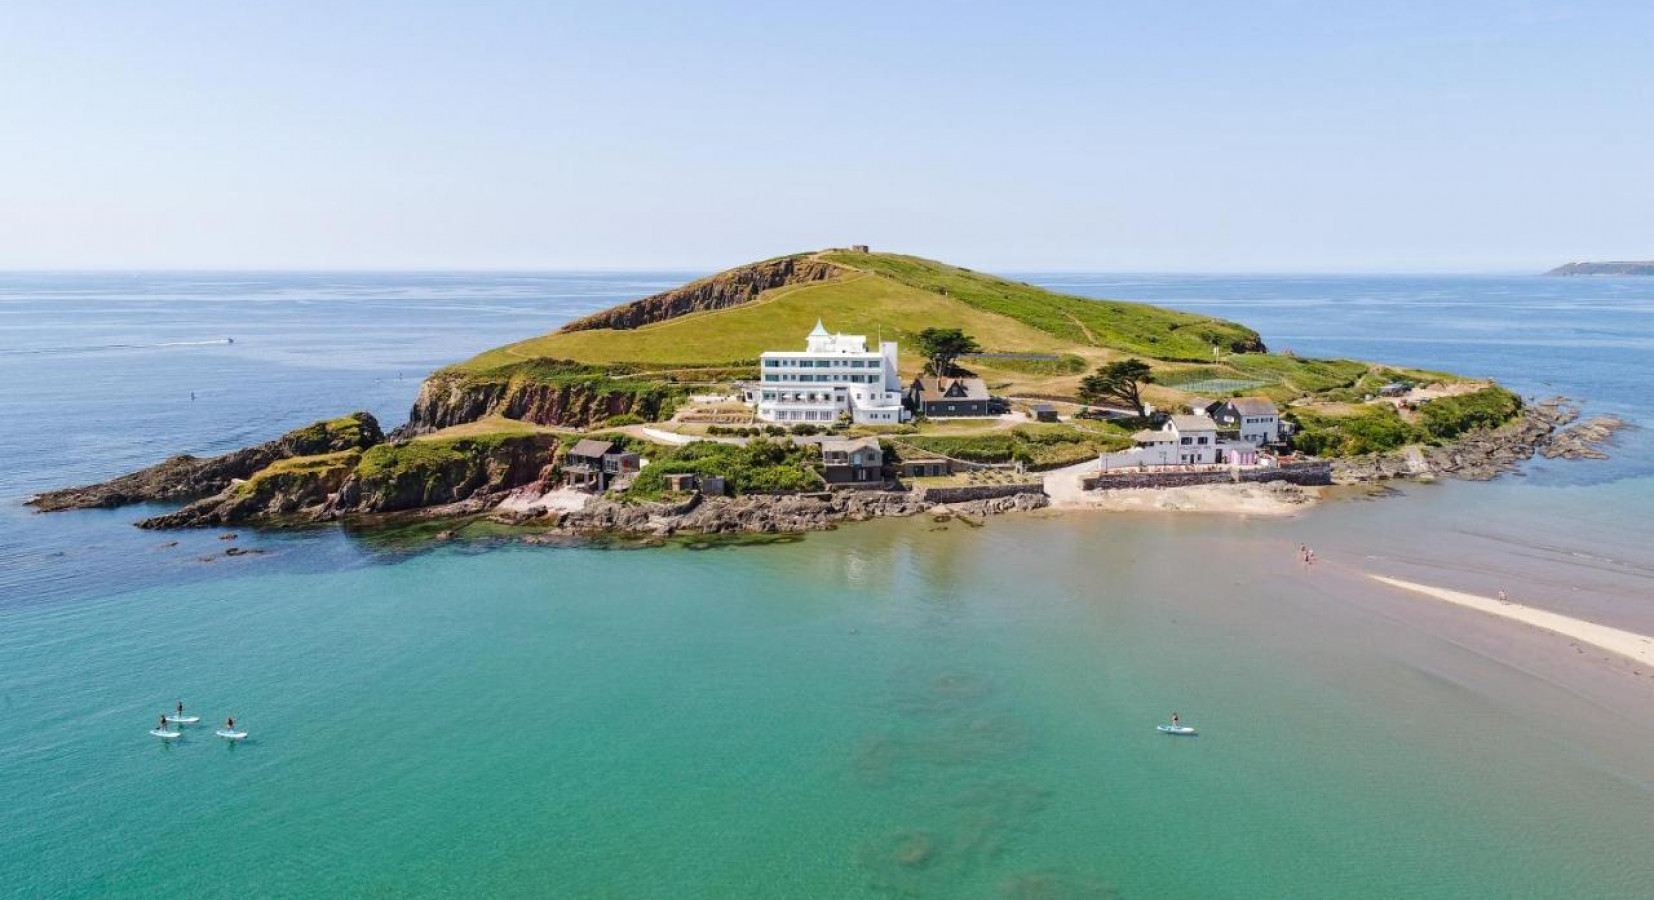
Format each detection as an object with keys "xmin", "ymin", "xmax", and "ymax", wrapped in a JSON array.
[
  {"xmin": 749, "ymin": 321, "xmax": 908, "ymax": 425},
  {"xmin": 1131, "ymin": 414, "xmax": 1222, "ymax": 465}
]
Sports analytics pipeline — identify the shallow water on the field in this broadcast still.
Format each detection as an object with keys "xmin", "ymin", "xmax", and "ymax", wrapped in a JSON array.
[{"xmin": 2, "ymin": 272, "xmax": 1652, "ymax": 898}]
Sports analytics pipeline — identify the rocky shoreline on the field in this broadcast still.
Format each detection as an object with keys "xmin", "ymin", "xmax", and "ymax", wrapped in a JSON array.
[
  {"xmin": 26, "ymin": 395, "xmax": 1627, "ymax": 541},
  {"xmin": 1329, "ymin": 397, "xmax": 1625, "ymax": 484},
  {"xmin": 504, "ymin": 489, "xmax": 1049, "ymax": 539}
]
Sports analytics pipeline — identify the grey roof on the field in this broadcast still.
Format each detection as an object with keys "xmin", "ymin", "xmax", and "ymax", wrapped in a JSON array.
[
  {"xmin": 1030, "ymin": 402, "xmax": 1057, "ymax": 412},
  {"xmin": 568, "ymin": 439, "xmax": 617, "ymax": 458},
  {"xmin": 1226, "ymin": 397, "xmax": 1279, "ymax": 416},
  {"xmin": 910, "ymin": 376, "xmax": 990, "ymax": 403},
  {"xmin": 1132, "ymin": 429, "xmax": 1166, "ymax": 442},
  {"xmin": 1167, "ymin": 414, "xmax": 1218, "ymax": 432},
  {"xmin": 821, "ymin": 436, "xmax": 881, "ymax": 455}
]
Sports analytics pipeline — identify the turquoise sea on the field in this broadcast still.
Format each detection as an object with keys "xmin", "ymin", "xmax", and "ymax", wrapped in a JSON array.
[{"xmin": 3, "ymin": 273, "xmax": 1653, "ymax": 898}]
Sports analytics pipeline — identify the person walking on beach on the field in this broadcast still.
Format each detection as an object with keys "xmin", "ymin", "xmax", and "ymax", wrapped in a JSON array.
[{"xmin": 1498, "ymin": 590, "xmax": 1509, "ymax": 604}]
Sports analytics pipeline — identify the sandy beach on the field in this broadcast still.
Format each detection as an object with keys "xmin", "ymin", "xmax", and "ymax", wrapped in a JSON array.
[
  {"xmin": 1051, "ymin": 480, "xmax": 1319, "ymax": 516},
  {"xmin": 1370, "ymin": 575, "xmax": 1654, "ymax": 669}
]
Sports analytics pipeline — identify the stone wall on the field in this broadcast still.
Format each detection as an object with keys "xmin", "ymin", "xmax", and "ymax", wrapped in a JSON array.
[
  {"xmin": 916, "ymin": 483, "xmax": 1047, "ymax": 504},
  {"xmin": 1082, "ymin": 462, "xmax": 1332, "ymax": 492}
]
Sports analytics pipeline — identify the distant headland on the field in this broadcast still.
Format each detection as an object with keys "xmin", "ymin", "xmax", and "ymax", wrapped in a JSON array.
[{"xmin": 1546, "ymin": 260, "xmax": 1654, "ymax": 276}]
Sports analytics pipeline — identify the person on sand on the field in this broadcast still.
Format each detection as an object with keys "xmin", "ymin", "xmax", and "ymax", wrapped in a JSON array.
[{"xmin": 1498, "ymin": 590, "xmax": 1509, "ymax": 604}]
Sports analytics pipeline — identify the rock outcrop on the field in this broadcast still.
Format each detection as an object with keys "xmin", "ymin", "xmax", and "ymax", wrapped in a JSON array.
[
  {"xmin": 513, "ymin": 488, "xmax": 1049, "ymax": 539},
  {"xmin": 558, "ymin": 254, "xmax": 846, "ymax": 333},
  {"xmin": 139, "ymin": 434, "xmax": 559, "ymax": 528},
  {"xmin": 397, "ymin": 367, "xmax": 677, "ymax": 437},
  {"xmin": 1543, "ymin": 416, "xmax": 1627, "ymax": 460},
  {"xmin": 29, "ymin": 413, "xmax": 384, "ymax": 512},
  {"xmin": 1330, "ymin": 397, "xmax": 1623, "ymax": 484}
]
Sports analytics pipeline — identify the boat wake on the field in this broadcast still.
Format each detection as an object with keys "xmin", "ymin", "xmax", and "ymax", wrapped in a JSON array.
[{"xmin": 0, "ymin": 338, "xmax": 235, "ymax": 356}]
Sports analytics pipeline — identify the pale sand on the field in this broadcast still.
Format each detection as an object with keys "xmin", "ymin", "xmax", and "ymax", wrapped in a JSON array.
[
  {"xmin": 494, "ymin": 487, "xmax": 590, "ymax": 514},
  {"xmin": 1053, "ymin": 481, "xmax": 1319, "ymax": 516},
  {"xmin": 1370, "ymin": 575, "xmax": 1654, "ymax": 667}
]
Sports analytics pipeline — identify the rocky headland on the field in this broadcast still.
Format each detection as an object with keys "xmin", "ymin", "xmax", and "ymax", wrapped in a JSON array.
[
  {"xmin": 1546, "ymin": 261, "xmax": 1654, "ymax": 276},
  {"xmin": 28, "ymin": 413, "xmax": 383, "ymax": 512},
  {"xmin": 1329, "ymin": 398, "xmax": 1625, "ymax": 483}
]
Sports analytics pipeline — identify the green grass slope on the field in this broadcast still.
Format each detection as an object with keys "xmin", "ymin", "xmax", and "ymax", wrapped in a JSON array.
[
  {"xmin": 818, "ymin": 251, "xmax": 1263, "ymax": 359},
  {"xmin": 456, "ymin": 251, "xmax": 1262, "ymax": 375}
]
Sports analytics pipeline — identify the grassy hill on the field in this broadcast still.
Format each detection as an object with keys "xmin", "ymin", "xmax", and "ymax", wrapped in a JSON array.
[
  {"xmin": 405, "ymin": 249, "xmax": 1469, "ymax": 434},
  {"xmin": 450, "ymin": 250, "xmax": 1291, "ymax": 398}
]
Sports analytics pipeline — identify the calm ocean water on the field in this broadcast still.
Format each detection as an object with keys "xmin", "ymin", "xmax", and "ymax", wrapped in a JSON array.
[{"xmin": 2, "ymin": 272, "xmax": 1651, "ymax": 898}]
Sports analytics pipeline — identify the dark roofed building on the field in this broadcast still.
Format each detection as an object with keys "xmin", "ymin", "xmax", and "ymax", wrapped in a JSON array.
[
  {"xmin": 821, "ymin": 437, "xmax": 885, "ymax": 486},
  {"xmin": 906, "ymin": 376, "xmax": 992, "ymax": 418},
  {"xmin": 562, "ymin": 439, "xmax": 641, "ymax": 492}
]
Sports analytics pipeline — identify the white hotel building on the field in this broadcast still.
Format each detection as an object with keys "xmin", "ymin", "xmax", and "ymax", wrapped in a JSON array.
[{"xmin": 749, "ymin": 321, "xmax": 909, "ymax": 424}]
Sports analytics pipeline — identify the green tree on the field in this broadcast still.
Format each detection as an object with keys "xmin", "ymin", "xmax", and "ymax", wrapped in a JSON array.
[
  {"xmin": 915, "ymin": 328, "xmax": 982, "ymax": 376},
  {"xmin": 1077, "ymin": 358, "xmax": 1156, "ymax": 416}
]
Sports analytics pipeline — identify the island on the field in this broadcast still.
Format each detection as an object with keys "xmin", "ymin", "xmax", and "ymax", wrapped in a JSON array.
[
  {"xmin": 1546, "ymin": 260, "xmax": 1654, "ymax": 276},
  {"xmin": 29, "ymin": 248, "xmax": 1622, "ymax": 537}
]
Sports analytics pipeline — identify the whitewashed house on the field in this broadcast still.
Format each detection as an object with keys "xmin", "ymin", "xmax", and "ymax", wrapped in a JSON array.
[
  {"xmin": 1210, "ymin": 397, "xmax": 1282, "ymax": 445},
  {"xmin": 748, "ymin": 321, "xmax": 908, "ymax": 425}
]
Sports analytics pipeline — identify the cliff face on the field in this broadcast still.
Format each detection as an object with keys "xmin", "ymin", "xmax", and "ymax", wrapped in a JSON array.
[
  {"xmin": 140, "ymin": 434, "xmax": 559, "ymax": 528},
  {"xmin": 330, "ymin": 434, "xmax": 558, "ymax": 515},
  {"xmin": 399, "ymin": 367, "xmax": 677, "ymax": 435},
  {"xmin": 557, "ymin": 255, "xmax": 845, "ymax": 333},
  {"xmin": 29, "ymin": 412, "xmax": 384, "ymax": 512},
  {"xmin": 139, "ymin": 451, "xmax": 363, "ymax": 528}
]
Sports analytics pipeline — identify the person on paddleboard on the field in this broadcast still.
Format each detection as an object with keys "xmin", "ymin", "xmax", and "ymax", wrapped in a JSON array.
[
  {"xmin": 159, "ymin": 714, "xmax": 168, "ymax": 730},
  {"xmin": 176, "ymin": 701, "xmax": 184, "ymax": 717},
  {"xmin": 226, "ymin": 717, "xmax": 234, "ymax": 730},
  {"xmin": 1171, "ymin": 712, "xmax": 1180, "ymax": 726}
]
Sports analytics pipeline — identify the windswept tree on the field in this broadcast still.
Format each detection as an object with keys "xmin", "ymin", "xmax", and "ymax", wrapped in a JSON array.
[
  {"xmin": 1077, "ymin": 358, "xmax": 1156, "ymax": 417},
  {"xmin": 915, "ymin": 328, "xmax": 982, "ymax": 376}
]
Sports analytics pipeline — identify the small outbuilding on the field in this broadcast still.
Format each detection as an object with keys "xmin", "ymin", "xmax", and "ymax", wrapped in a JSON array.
[
  {"xmin": 895, "ymin": 455, "xmax": 952, "ymax": 479},
  {"xmin": 1030, "ymin": 403, "xmax": 1060, "ymax": 423},
  {"xmin": 664, "ymin": 472, "xmax": 699, "ymax": 493}
]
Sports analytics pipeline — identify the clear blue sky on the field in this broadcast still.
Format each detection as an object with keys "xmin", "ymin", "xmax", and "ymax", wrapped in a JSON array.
[{"xmin": 2, "ymin": 1, "xmax": 1649, "ymax": 271}]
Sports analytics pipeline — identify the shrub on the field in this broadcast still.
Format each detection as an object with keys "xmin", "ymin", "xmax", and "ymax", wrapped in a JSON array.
[
  {"xmin": 628, "ymin": 438, "xmax": 821, "ymax": 499},
  {"xmin": 1417, "ymin": 387, "xmax": 1522, "ymax": 440}
]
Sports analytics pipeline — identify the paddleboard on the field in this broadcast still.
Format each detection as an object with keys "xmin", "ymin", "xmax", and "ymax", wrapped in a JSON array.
[
  {"xmin": 164, "ymin": 715, "xmax": 200, "ymax": 724},
  {"xmin": 150, "ymin": 729, "xmax": 182, "ymax": 739},
  {"xmin": 1157, "ymin": 725, "xmax": 1197, "ymax": 735},
  {"xmin": 216, "ymin": 730, "xmax": 248, "ymax": 741}
]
